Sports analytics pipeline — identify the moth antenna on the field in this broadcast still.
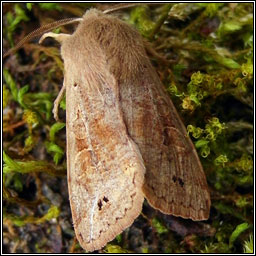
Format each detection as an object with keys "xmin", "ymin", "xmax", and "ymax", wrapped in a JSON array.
[
  {"xmin": 103, "ymin": 3, "xmax": 142, "ymax": 14},
  {"xmin": 103, "ymin": 3, "xmax": 162, "ymax": 14},
  {"xmin": 3, "ymin": 17, "xmax": 82, "ymax": 59}
]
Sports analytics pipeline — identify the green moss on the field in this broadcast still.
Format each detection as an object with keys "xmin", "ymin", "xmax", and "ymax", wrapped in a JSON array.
[
  {"xmin": 187, "ymin": 117, "xmax": 226, "ymax": 158},
  {"xmin": 104, "ymin": 245, "xmax": 131, "ymax": 253},
  {"xmin": 4, "ymin": 205, "xmax": 60, "ymax": 226},
  {"xmin": 23, "ymin": 109, "xmax": 39, "ymax": 129},
  {"xmin": 214, "ymin": 155, "xmax": 228, "ymax": 167},
  {"xmin": 38, "ymin": 3, "xmax": 62, "ymax": 11},
  {"xmin": 152, "ymin": 217, "xmax": 168, "ymax": 235},
  {"xmin": 141, "ymin": 247, "xmax": 149, "ymax": 253},
  {"xmin": 44, "ymin": 122, "xmax": 66, "ymax": 165},
  {"xmin": 129, "ymin": 5, "xmax": 155, "ymax": 37},
  {"xmin": 201, "ymin": 242, "xmax": 230, "ymax": 253},
  {"xmin": 243, "ymin": 234, "xmax": 253, "ymax": 253},
  {"xmin": 49, "ymin": 122, "xmax": 65, "ymax": 142},
  {"xmin": 3, "ymin": 85, "xmax": 10, "ymax": 108},
  {"xmin": 45, "ymin": 141, "xmax": 64, "ymax": 165},
  {"xmin": 229, "ymin": 223, "xmax": 250, "ymax": 248},
  {"xmin": 3, "ymin": 151, "xmax": 65, "ymax": 176},
  {"xmin": 24, "ymin": 135, "xmax": 36, "ymax": 153},
  {"xmin": 115, "ymin": 234, "xmax": 122, "ymax": 243},
  {"xmin": 3, "ymin": 69, "xmax": 18, "ymax": 101},
  {"xmin": 60, "ymin": 95, "xmax": 66, "ymax": 110},
  {"xmin": 5, "ymin": 4, "xmax": 30, "ymax": 45},
  {"xmin": 204, "ymin": 3, "xmax": 224, "ymax": 17}
]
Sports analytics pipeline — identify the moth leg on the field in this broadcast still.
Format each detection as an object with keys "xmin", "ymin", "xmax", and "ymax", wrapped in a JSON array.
[
  {"xmin": 53, "ymin": 81, "xmax": 66, "ymax": 121},
  {"xmin": 39, "ymin": 32, "xmax": 70, "ymax": 44}
]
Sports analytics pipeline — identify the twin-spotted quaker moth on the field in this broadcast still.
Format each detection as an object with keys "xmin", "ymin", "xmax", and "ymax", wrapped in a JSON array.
[{"xmin": 4, "ymin": 6, "xmax": 211, "ymax": 252}]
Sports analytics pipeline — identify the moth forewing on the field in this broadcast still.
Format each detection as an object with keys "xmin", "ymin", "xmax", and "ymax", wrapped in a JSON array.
[
  {"xmin": 61, "ymin": 9, "xmax": 147, "ymax": 252},
  {"xmin": 119, "ymin": 52, "xmax": 211, "ymax": 221}
]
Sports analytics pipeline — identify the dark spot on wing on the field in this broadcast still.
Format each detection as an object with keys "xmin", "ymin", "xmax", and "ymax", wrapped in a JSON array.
[
  {"xmin": 79, "ymin": 232, "xmax": 83, "ymax": 240},
  {"xmin": 103, "ymin": 196, "xmax": 109, "ymax": 203},
  {"xmin": 178, "ymin": 178, "xmax": 184, "ymax": 187},
  {"xmin": 98, "ymin": 200, "xmax": 103, "ymax": 211}
]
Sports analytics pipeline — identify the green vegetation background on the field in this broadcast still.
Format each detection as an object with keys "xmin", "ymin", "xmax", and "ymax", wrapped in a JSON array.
[{"xmin": 3, "ymin": 3, "xmax": 253, "ymax": 253}]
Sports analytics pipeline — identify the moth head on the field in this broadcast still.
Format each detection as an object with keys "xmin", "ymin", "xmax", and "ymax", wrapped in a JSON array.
[{"xmin": 3, "ymin": 4, "xmax": 141, "ymax": 59}]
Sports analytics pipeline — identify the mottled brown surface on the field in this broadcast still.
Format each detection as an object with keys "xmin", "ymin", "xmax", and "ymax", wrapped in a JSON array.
[{"xmin": 46, "ymin": 9, "xmax": 210, "ymax": 252}]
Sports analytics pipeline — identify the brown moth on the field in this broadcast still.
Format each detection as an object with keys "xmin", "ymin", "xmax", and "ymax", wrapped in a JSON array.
[{"xmin": 4, "ymin": 7, "xmax": 211, "ymax": 252}]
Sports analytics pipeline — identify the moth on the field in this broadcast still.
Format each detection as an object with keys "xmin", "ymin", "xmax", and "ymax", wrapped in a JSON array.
[{"xmin": 4, "ymin": 6, "xmax": 211, "ymax": 252}]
